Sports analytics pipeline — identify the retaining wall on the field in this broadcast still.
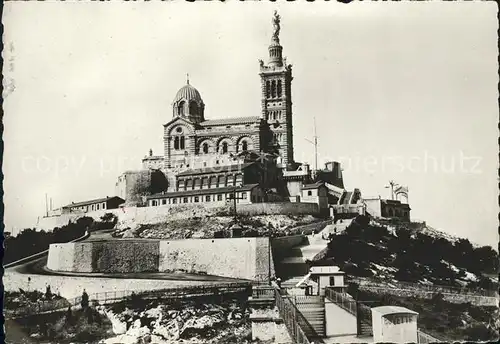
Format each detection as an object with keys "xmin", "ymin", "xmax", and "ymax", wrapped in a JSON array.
[
  {"xmin": 47, "ymin": 243, "xmax": 77, "ymax": 272},
  {"xmin": 159, "ymin": 237, "xmax": 273, "ymax": 280},
  {"xmin": 36, "ymin": 202, "xmax": 321, "ymax": 232},
  {"xmin": 47, "ymin": 237, "xmax": 274, "ymax": 281},
  {"xmin": 271, "ymin": 235, "xmax": 306, "ymax": 263}
]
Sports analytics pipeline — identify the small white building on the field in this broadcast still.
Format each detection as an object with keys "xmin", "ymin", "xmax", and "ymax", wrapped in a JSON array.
[
  {"xmin": 371, "ymin": 306, "xmax": 418, "ymax": 344},
  {"xmin": 309, "ymin": 266, "xmax": 346, "ymax": 296},
  {"xmin": 301, "ymin": 182, "xmax": 329, "ymax": 212}
]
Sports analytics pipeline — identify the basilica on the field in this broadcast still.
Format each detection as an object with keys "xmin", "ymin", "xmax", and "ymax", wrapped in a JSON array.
[
  {"xmin": 116, "ymin": 12, "xmax": 299, "ymax": 205},
  {"xmin": 114, "ymin": 12, "xmax": 366, "ymax": 218}
]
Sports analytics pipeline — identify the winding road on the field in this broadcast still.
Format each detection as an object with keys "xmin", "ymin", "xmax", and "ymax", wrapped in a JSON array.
[{"xmin": 4, "ymin": 229, "xmax": 247, "ymax": 300}]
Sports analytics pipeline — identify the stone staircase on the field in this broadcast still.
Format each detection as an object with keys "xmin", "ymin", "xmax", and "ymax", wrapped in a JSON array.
[
  {"xmin": 359, "ymin": 321, "xmax": 373, "ymax": 337},
  {"xmin": 294, "ymin": 295, "xmax": 326, "ymax": 338},
  {"xmin": 278, "ymin": 233, "xmax": 329, "ymax": 281}
]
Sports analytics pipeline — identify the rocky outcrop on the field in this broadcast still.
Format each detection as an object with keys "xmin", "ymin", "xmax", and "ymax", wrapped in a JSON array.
[{"xmin": 100, "ymin": 300, "xmax": 251, "ymax": 344}]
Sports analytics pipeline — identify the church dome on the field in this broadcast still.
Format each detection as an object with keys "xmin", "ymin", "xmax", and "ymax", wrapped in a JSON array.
[{"xmin": 173, "ymin": 83, "xmax": 203, "ymax": 104}]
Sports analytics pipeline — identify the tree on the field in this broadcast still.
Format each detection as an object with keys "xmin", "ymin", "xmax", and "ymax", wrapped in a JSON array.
[{"xmin": 45, "ymin": 285, "xmax": 52, "ymax": 299}]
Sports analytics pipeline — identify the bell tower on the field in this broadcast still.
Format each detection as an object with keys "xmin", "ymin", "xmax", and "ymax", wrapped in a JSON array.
[{"xmin": 259, "ymin": 11, "xmax": 294, "ymax": 169}]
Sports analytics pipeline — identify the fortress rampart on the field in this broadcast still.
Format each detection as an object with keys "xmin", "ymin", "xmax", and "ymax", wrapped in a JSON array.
[{"xmin": 47, "ymin": 237, "xmax": 278, "ymax": 281}]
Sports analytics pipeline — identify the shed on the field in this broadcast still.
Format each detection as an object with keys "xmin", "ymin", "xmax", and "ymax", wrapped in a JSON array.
[{"xmin": 371, "ymin": 306, "xmax": 418, "ymax": 343}]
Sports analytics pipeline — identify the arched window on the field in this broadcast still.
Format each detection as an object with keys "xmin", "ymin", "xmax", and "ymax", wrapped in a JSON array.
[
  {"xmin": 209, "ymin": 176, "xmax": 217, "ymax": 188},
  {"xmin": 202, "ymin": 177, "xmax": 209, "ymax": 189},
  {"xmin": 277, "ymin": 80, "xmax": 282, "ymax": 97},
  {"xmin": 271, "ymin": 80, "xmax": 276, "ymax": 98},
  {"xmin": 266, "ymin": 81, "xmax": 271, "ymax": 98},
  {"xmin": 174, "ymin": 137, "xmax": 180, "ymax": 150},
  {"xmin": 177, "ymin": 101, "xmax": 185, "ymax": 116},
  {"xmin": 186, "ymin": 179, "xmax": 193, "ymax": 189},
  {"xmin": 202, "ymin": 143, "xmax": 209, "ymax": 154},
  {"xmin": 242, "ymin": 141, "xmax": 248, "ymax": 152},
  {"xmin": 180, "ymin": 136, "xmax": 185, "ymax": 150},
  {"xmin": 222, "ymin": 141, "xmax": 228, "ymax": 154},
  {"xmin": 189, "ymin": 101, "xmax": 198, "ymax": 116},
  {"xmin": 218, "ymin": 175, "xmax": 225, "ymax": 187}
]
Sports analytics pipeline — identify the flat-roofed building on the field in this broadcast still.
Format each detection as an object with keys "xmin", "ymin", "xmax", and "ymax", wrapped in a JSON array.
[
  {"xmin": 146, "ymin": 184, "xmax": 264, "ymax": 207},
  {"xmin": 62, "ymin": 196, "xmax": 125, "ymax": 214}
]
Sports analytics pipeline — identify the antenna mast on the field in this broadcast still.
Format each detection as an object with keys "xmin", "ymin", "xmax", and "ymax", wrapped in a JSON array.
[
  {"xmin": 313, "ymin": 117, "xmax": 318, "ymax": 171},
  {"xmin": 305, "ymin": 117, "xmax": 319, "ymax": 171}
]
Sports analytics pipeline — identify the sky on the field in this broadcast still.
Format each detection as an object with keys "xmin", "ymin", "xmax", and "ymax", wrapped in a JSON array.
[{"xmin": 3, "ymin": 1, "xmax": 498, "ymax": 247}]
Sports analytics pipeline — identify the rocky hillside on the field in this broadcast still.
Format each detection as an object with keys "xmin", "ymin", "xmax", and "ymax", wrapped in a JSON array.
[
  {"xmin": 99, "ymin": 295, "xmax": 268, "ymax": 344},
  {"xmin": 313, "ymin": 215, "xmax": 498, "ymax": 290},
  {"xmin": 113, "ymin": 214, "xmax": 324, "ymax": 239}
]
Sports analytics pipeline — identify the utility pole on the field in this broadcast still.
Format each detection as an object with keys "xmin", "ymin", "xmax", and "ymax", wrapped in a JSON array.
[
  {"xmin": 229, "ymin": 187, "xmax": 244, "ymax": 223},
  {"xmin": 45, "ymin": 193, "xmax": 49, "ymax": 216},
  {"xmin": 304, "ymin": 117, "xmax": 319, "ymax": 171}
]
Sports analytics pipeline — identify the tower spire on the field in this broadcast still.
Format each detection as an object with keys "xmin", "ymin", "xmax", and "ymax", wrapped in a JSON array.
[{"xmin": 186, "ymin": 73, "xmax": 190, "ymax": 85}]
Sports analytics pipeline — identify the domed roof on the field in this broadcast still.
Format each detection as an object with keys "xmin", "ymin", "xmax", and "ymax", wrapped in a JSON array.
[{"xmin": 173, "ymin": 83, "xmax": 203, "ymax": 104}]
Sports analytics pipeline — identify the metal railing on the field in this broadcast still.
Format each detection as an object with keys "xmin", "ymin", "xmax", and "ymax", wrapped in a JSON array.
[
  {"xmin": 6, "ymin": 282, "xmax": 252, "ymax": 319},
  {"xmin": 324, "ymin": 287, "xmax": 445, "ymax": 342},
  {"xmin": 4, "ymin": 298, "xmax": 72, "ymax": 318},
  {"xmin": 275, "ymin": 289, "xmax": 325, "ymax": 344},
  {"xmin": 354, "ymin": 277, "xmax": 498, "ymax": 297},
  {"xmin": 252, "ymin": 286, "xmax": 276, "ymax": 299},
  {"xmin": 325, "ymin": 287, "xmax": 357, "ymax": 315},
  {"xmin": 417, "ymin": 330, "xmax": 442, "ymax": 344}
]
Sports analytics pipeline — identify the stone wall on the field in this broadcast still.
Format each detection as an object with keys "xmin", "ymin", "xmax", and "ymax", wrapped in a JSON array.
[
  {"xmin": 47, "ymin": 237, "xmax": 274, "ymax": 281},
  {"xmin": 237, "ymin": 202, "xmax": 320, "ymax": 216},
  {"xmin": 271, "ymin": 235, "xmax": 306, "ymax": 263},
  {"xmin": 36, "ymin": 202, "xmax": 321, "ymax": 232},
  {"xmin": 47, "ymin": 240, "xmax": 159, "ymax": 273},
  {"xmin": 159, "ymin": 238, "xmax": 273, "ymax": 281},
  {"xmin": 47, "ymin": 243, "xmax": 76, "ymax": 272},
  {"xmin": 91, "ymin": 241, "xmax": 159, "ymax": 273},
  {"xmin": 73, "ymin": 242, "xmax": 93, "ymax": 272}
]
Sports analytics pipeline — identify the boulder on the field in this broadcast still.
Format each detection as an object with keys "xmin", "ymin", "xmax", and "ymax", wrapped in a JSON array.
[{"xmin": 180, "ymin": 313, "xmax": 224, "ymax": 336}]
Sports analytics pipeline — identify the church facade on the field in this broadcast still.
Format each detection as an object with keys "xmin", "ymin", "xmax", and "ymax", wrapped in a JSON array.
[{"xmin": 117, "ymin": 11, "xmax": 297, "ymax": 206}]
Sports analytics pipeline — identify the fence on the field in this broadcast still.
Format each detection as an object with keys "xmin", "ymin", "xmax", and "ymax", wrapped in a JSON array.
[
  {"xmin": 324, "ymin": 287, "xmax": 445, "ymax": 343},
  {"xmin": 417, "ymin": 330, "xmax": 441, "ymax": 344},
  {"xmin": 275, "ymin": 289, "xmax": 325, "ymax": 344},
  {"xmin": 252, "ymin": 286, "xmax": 276, "ymax": 299},
  {"xmin": 325, "ymin": 287, "xmax": 356, "ymax": 315},
  {"xmin": 6, "ymin": 282, "xmax": 252, "ymax": 319},
  {"xmin": 4, "ymin": 298, "xmax": 72, "ymax": 318},
  {"xmin": 355, "ymin": 278, "xmax": 498, "ymax": 298}
]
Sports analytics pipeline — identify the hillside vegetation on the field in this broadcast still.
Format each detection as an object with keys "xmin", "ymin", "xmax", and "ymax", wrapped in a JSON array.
[
  {"xmin": 313, "ymin": 215, "xmax": 498, "ymax": 290},
  {"xmin": 4, "ymin": 214, "xmax": 117, "ymax": 264},
  {"xmin": 354, "ymin": 287, "xmax": 499, "ymax": 341}
]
